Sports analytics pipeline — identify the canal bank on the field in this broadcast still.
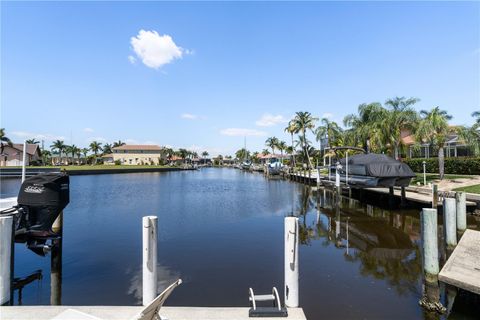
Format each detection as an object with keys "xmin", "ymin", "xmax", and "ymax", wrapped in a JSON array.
[{"xmin": 0, "ymin": 166, "xmax": 194, "ymax": 177}]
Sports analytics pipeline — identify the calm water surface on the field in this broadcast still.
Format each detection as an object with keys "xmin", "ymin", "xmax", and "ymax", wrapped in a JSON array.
[{"xmin": 2, "ymin": 168, "xmax": 479, "ymax": 319}]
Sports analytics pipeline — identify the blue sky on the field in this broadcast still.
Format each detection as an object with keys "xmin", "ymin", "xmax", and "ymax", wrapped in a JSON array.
[{"xmin": 2, "ymin": 1, "xmax": 479, "ymax": 156}]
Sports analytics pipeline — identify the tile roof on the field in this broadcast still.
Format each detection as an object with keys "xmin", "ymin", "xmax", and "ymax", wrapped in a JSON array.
[{"xmin": 11, "ymin": 143, "xmax": 40, "ymax": 156}]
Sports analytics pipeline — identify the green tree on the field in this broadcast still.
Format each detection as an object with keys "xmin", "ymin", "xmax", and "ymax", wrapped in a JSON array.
[
  {"xmin": 202, "ymin": 151, "xmax": 209, "ymax": 164},
  {"xmin": 384, "ymin": 97, "xmax": 420, "ymax": 159},
  {"xmin": 81, "ymin": 148, "xmax": 89, "ymax": 164},
  {"xmin": 89, "ymin": 141, "xmax": 103, "ymax": 164},
  {"xmin": 285, "ymin": 120, "xmax": 297, "ymax": 167},
  {"xmin": 26, "ymin": 138, "xmax": 39, "ymax": 144},
  {"xmin": 112, "ymin": 140, "xmax": 125, "ymax": 148},
  {"xmin": 235, "ymin": 148, "xmax": 250, "ymax": 161},
  {"xmin": 315, "ymin": 118, "xmax": 342, "ymax": 150},
  {"xmin": 290, "ymin": 111, "xmax": 318, "ymax": 169},
  {"xmin": 343, "ymin": 103, "xmax": 386, "ymax": 152},
  {"xmin": 103, "ymin": 143, "xmax": 113, "ymax": 155},
  {"xmin": 0, "ymin": 128, "xmax": 13, "ymax": 154},
  {"xmin": 41, "ymin": 149, "xmax": 51, "ymax": 165},
  {"xmin": 51, "ymin": 140, "xmax": 66, "ymax": 164},
  {"xmin": 177, "ymin": 148, "xmax": 189, "ymax": 164},
  {"xmin": 415, "ymin": 107, "xmax": 452, "ymax": 179},
  {"xmin": 472, "ymin": 111, "xmax": 480, "ymax": 126},
  {"xmin": 277, "ymin": 140, "xmax": 287, "ymax": 164},
  {"xmin": 265, "ymin": 137, "xmax": 279, "ymax": 155}
]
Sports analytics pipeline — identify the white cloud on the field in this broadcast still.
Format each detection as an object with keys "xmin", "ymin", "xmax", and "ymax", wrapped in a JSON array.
[
  {"xmin": 128, "ymin": 55, "xmax": 137, "ymax": 64},
  {"xmin": 83, "ymin": 127, "xmax": 94, "ymax": 133},
  {"xmin": 322, "ymin": 112, "xmax": 334, "ymax": 119},
  {"xmin": 220, "ymin": 128, "xmax": 267, "ymax": 137},
  {"xmin": 255, "ymin": 114, "xmax": 288, "ymax": 127},
  {"xmin": 181, "ymin": 113, "xmax": 197, "ymax": 120},
  {"xmin": 87, "ymin": 137, "xmax": 107, "ymax": 143},
  {"xmin": 130, "ymin": 29, "xmax": 185, "ymax": 69},
  {"xmin": 11, "ymin": 131, "xmax": 65, "ymax": 141}
]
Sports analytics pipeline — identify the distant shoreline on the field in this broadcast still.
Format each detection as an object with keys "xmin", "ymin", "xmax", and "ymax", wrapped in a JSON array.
[{"xmin": 0, "ymin": 165, "xmax": 195, "ymax": 177}]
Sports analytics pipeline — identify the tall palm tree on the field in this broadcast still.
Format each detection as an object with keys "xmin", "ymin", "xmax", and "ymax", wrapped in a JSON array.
[
  {"xmin": 202, "ymin": 151, "xmax": 209, "ymax": 164},
  {"xmin": 284, "ymin": 120, "xmax": 297, "ymax": 167},
  {"xmin": 291, "ymin": 111, "xmax": 318, "ymax": 169},
  {"xmin": 81, "ymin": 148, "xmax": 89, "ymax": 164},
  {"xmin": 277, "ymin": 140, "xmax": 287, "ymax": 164},
  {"xmin": 473, "ymin": 111, "xmax": 480, "ymax": 126},
  {"xmin": 66, "ymin": 145, "xmax": 78, "ymax": 164},
  {"xmin": 112, "ymin": 140, "xmax": 126, "ymax": 148},
  {"xmin": 315, "ymin": 118, "xmax": 342, "ymax": 150},
  {"xmin": 0, "ymin": 128, "xmax": 13, "ymax": 154},
  {"xmin": 265, "ymin": 137, "xmax": 279, "ymax": 155},
  {"xmin": 261, "ymin": 149, "xmax": 270, "ymax": 156},
  {"xmin": 343, "ymin": 102, "xmax": 386, "ymax": 152},
  {"xmin": 177, "ymin": 148, "xmax": 188, "ymax": 164},
  {"xmin": 415, "ymin": 107, "xmax": 452, "ymax": 179},
  {"xmin": 89, "ymin": 141, "xmax": 103, "ymax": 164},
  {"xmin": 384, "ymin": 97, "xmax": 420, "ymax": 159},
  {"xmin": 103, "ymin": 143, "xmax": 113, "ymax": 155},
  {"xmin": 51, "ymin": 140, "xmax": 66, "ymax": 164}
]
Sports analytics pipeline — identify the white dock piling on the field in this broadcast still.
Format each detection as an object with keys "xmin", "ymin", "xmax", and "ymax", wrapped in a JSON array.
[
  {"xmin": 0, "ymin": 216, "xmax": 13, "ymax": 305},
  {"xmin": 432, "ymin": 184, "xmax": 438, "ymax": 208},
  {"xmin": 21, "ymin": 140, "xmax": 27, "ymax": 182},
  {"xmin": 455, "ymin": 192, "xmax": 466, "ymax": 234},
  {"xmin": 443, "ymin": 198, "xmax": 457, "ymax": 249},
  {"xmin": 421, "ymin": 208, "xmax": 439, "ymax": 283},
  {"xmin": 284, "ymin": 217, "xmax": 299, "ymax": 308},
  {"xmin": 142, "ymin": 216, "xmax": 158, "ymax": 306}
]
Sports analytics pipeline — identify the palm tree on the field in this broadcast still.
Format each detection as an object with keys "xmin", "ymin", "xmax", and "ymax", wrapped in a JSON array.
[
  {"xmin": 112, "ymin": 140, "xmax": 126, "ymax": 148},
  {"xmin": 51, "ymin": 140, "xmax": 66, "ymax": 164},
  {"xmin": 343, "ymin": 102, "xmax": 386, "ymax": 152},
  {"xmin": 81, "ymin": 148, "xmax": 89, "ymax": 164},
  {"xmin": 103, "ymin": 143, "xmax": 113, "ymax": 155},
  {"xmin": 177, "ymin": 148, "xmax": 189, "ymax": 164},
  {"xmin": 202, "ymin": 151, "xmax": 209, "ymax": 164},
  {"xmin": 41, "ymin": 150, "xmax": 51, "ymax": 165},
  {"xmin": 277, "ymin": 140, "xmax": 287, "ymax": 164},
  {"xmin": 384, "ymin": 97, "xmax": 420, "ymax": 159},
  {"xmin": 415, "ymin": 107, "xmax": 452, "ymax": 179},
  {"xmin": 473, "ymin": 111, "xmax": 480, "ymax": 126},
  {"xmin": 66, "ymin": 145, "xmax": 78, "ymax": 164},
  {"xmin": 290, "ymin": 111, "xmax": 318, "ymax": 169},
  {"xmin": 315, "ymin": 118, "xmax": 342, "ymax": 150},
  {"xmin": 285, "ymin": 120, "xmax": 297, "ymax": 167},
  {"xmin": 89, "ymin": 141, "xmax": 103, "ymax": 164},
  {"xmin": 235, "ymin": 148, "xmax": 249, "ymax": 161},
  {"xmin": 265, "ymin": 137, "xmax": 279, "ymax": 155},
  {"xmin": 261, "ymin": 149, "xmax": 270, "ymax": 156},
  {"xmin": 0, "ymin": 128, "xmax": 13, "ymax": 154},
  {"xmin": 26, "ymin": 138, "xmax": 39, "ymax": 144}
]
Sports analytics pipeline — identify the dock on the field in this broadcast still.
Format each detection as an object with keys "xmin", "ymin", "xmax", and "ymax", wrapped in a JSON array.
[
  {"xmin": 0, "ymin": 306, "xmax": 307, "ymax": 320},
  {"xmin": 439, "ymin": 229, "xmax": 480, "ymax": 295}
]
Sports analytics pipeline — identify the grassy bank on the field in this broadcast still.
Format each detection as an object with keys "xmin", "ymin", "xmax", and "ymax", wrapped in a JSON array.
[
  {"xmin": 410, "ymin": 173, "xmax": 475, "ymax": 185},
  {"xmin": 453, "ymin": 184, "xmax": 480, "ymax": 194}
]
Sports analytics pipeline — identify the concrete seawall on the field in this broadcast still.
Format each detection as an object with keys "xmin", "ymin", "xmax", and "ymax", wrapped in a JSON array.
[{"xmin": 0, "ymin": 167, "xmax": 194, "ymax": 177}]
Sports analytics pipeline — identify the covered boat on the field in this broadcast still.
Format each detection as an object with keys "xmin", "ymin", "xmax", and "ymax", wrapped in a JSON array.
[
  {"xmin": 330, "ymin": 153, "xmax": 415, "ymax": 188},
  {"xmin": 1, "ymin": 172, "xmax": 69, "ymax": 255}
]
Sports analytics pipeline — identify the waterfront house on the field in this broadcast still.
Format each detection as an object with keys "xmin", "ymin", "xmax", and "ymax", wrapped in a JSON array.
[
  {"xmin": 0, "ymin": 143, "xmax": 42, "ymax": 166},
  {"xmin": 111, "ymin": 145, "xmax": 164, "ymax": 165},
  {"xmin": 257, "ymin": 153, "xmax": 290, "ymax": 164}
]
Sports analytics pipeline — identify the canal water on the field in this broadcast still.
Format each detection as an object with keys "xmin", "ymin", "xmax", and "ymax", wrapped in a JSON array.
[{"xmin": 1, "ymin": 168, "xmax": 479, "ymax": 319}]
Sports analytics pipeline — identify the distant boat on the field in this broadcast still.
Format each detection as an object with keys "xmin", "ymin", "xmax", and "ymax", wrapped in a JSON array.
[
  {"xmin": 241, "ymin": 160, "xmax": 252, "ymax": 170},
  {"xmin": 266, "ymin": 158, "xmax": 283, "ymax": 175},
  {"xmin": 329, "ymin": 150, "xmax": 415, "ymax": 188}
]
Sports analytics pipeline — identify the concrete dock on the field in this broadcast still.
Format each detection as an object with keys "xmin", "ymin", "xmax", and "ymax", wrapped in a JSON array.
[
  {"xmin": 0, "ymin": 306, "xmax": 307, "ymax": 320},
  {"xmin": 439, "ymin": 229, "xmax": 480, "ymax": 295}
]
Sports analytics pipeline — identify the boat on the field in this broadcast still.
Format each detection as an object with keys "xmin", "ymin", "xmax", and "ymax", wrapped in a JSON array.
[
  {"xmin": 241, "ymin": 160, "xmax": 252, "ymax": 170},
  {"xmin": 327, "ymin": 148, "xmax": 415, "ymax": 188},
  {"xmin": 266, "ymin": 159, "xmax": 283, "ymax": 175},
  {"xmin": 0, "ymin": 172, "xmax": 70, "ymax": 255}
]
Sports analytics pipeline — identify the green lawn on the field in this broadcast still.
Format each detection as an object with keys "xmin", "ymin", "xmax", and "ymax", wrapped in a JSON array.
[
  {"xmin": 2, "ymin": 165, "xmax": 172, "ymax": 171},
  {"xmin": 410, "ymin": 173, "xmax": 475, "ymax": 185},
  {"xmin": 453, "ymin": 184, "xmax": 480, "ymax": 194}
]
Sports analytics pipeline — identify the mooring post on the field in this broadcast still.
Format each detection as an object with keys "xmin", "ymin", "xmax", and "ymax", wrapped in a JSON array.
[
  {"xmin": 400, "ymin": 186, "xmax": 406, "ymax": 207},
  {"xmin": 388, "ymin": 187, "xmax": 395, "ymax": 207},
  {"xmin": 21, "ymin": 140, "xmax": 27, "ymax": 182},
  {"xmin": 335, "ymin": 162, "xmax": 341, "ymax": 194},
  {"xmin": 0, "ymin": 216, "xmax": 13, "ymax": 306},
  {"xmin": 432, "ymin": 184, "xmax": 438, "ymax": 208},
  {"xmin": 284, "ymin": 217, "xmax": 299, "ymax": 308},
  {"xmin": 420, "ymin": 208, "xmax": 439, "ymax": 283},
  {"xmin": 443, "ymin": 198, "xmax": 457, "ymax": 250},
  {"xmin": 50, "ymin": 212, "xmax": 63, "ymax": 305},
  {"xmin": 142, "ymin": 216, "xmax": 158, "ymax": 306},
  {"xmin": 455, "ymin": 192, "xmax": 466, "ymax": 235}
]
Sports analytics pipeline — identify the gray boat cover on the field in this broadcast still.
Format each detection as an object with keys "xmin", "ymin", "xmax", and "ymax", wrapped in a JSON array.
[{"xmin": 340, "ymin": 154, "xmax": 415, "ymax": 178}]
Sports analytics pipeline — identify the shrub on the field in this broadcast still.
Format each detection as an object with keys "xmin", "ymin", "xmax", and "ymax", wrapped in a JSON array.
[
  {"xmin": 114, "ymin": 160, "xmax": 121, "ymax": 165},
  {"xmin": 403, "ymin": 157, "xmax": 480, "ymax": 175}
]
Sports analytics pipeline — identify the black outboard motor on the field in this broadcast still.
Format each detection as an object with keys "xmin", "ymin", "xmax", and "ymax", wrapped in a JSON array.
[{"xmin": 15, "ymin": 172, "xmax": 69, "ymax": 239}]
